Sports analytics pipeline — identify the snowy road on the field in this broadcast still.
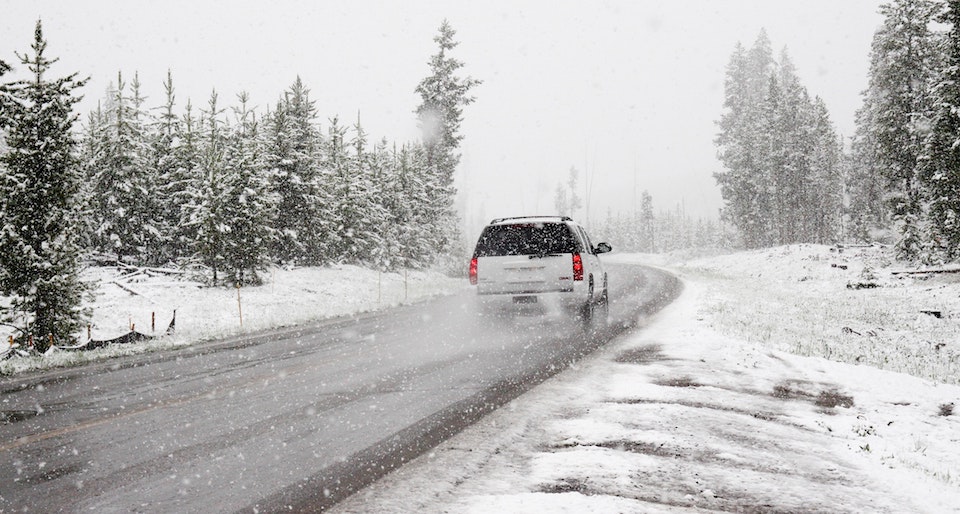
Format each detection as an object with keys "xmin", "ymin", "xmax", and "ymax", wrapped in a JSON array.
[{"xmin": 0, "ymin": 263, "xmax": 678, "ymax": 512}]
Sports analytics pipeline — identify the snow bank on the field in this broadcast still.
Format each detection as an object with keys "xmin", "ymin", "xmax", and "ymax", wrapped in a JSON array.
[
  {"xmin": 661, "ymin": 244, "xmax": 960, "ymax": 385},
  {"xmin": 0, "ymin": 265, "xmax": 466, "ymax": 376}
]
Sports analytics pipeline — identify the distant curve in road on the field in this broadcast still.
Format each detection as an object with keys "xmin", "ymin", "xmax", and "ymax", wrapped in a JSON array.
[{"xmin": 0, "ymin": 263, "xmax": 679, "ymax": 512}]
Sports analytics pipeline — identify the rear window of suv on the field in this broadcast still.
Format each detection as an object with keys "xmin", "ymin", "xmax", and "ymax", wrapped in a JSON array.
[{"xmin": 473, "ymin": 223, "xmax": 580, "ymax": 257}]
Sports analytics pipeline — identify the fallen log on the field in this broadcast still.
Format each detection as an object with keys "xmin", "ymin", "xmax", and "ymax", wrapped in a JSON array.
[
  {"xmin": 56, "ymin": 311, "xmax": 176, "ymax": 352},
  {"xmin": 891, "ymin": 267, "xmax": 960, "ymax": 276}
]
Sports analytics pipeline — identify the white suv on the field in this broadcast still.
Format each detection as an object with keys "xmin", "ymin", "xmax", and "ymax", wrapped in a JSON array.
[{"xmin": 469, "ymin": 216, "xmax": 612, "ymax": 324}]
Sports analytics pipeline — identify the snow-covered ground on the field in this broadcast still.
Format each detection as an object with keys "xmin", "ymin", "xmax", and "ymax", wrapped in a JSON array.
[
  {"xmin": 0, "ymin": 264, "xmax": 465, "ymax": 375},
  {"xmin": 3, "ymin": 245, "xmax": 958, "ymax": 511},
  {"xmin": 332, "ymin": 245, "xmax": 960, "ymax": 513}
]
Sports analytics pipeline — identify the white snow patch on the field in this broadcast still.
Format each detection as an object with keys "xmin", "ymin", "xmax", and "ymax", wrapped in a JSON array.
[{"xmin": 1, "ymin": 265, "xmax": 465, "ymax": 375}]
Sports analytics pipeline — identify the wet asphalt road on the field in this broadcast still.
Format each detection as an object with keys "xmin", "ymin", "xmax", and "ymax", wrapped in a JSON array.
[{"xmin": 0, "ymin": 263, "xmax": 679, "ymax": 512}]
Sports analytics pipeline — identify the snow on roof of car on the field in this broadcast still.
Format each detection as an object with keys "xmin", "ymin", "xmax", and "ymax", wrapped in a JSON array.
[{"xmin": 488, "ymin": 216, "xmax": 574, "ymax": 225}]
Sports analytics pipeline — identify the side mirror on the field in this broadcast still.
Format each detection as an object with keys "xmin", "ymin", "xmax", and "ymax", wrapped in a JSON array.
[{"xmin": 595, "ymin": 242, "xmax": 612, "ymax": 254}]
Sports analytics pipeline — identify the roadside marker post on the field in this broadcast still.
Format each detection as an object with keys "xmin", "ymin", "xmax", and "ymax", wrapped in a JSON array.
[{"xmin": 236, "ymin": 283, "xmax": 243, "ymax": 328}]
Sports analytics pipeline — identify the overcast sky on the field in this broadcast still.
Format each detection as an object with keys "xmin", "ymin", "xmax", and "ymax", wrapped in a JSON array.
[{"xmin": 2, "ymin": 1, "xmax": 885, "ymax": 236}]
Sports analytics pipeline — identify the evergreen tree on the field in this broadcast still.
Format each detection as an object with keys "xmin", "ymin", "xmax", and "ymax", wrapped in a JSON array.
[
  {"xmin": 773, "ymin": 51, "xmax": 811, "ymax": 244},
  {"xmin": 87, "ymin": 71, "xmax": 156, "ymax": 263},
  {"xmin": 326, "ymin": 116, "xmax": 353, "ymax": 261},
  {"xmin": 333, "ymin": 116, "xmax": 385, "ymax": 264},
  {"xmin": 128, "ymin": 72, "xmax": 166, "ymax": 264},
  {"xmin": 808, "ymin": 97, "xmax": 843, "ymax": 244},
  {"xmin": 0, "ymin": 21, "xmax": 88, "ymax": 350},
  {"xmin": 77, "ymin": 104, "xmax": 105, "ymax": 252},
  {"xmin": 414, "ymin": 20, "xmax": 480, "ymax": 258},
  {"xmin": 715, "ymin": 31, "xmax": 844, "ymax": 249},
  {"xmin": 365, "ymin": 138, "xmax": 396, "ymax": 270},
  {"xmin": 848, "ymin": 96, "xmax": 887, "ymax": 241},
  {"xmin": 183, "ymin": 90, "xmax": 228, "ymax": 282},
  {"xmin": 219, "ymin": 92, "xmax": 275, "ymax": 284},
  {"xmin": 922, "ymin": 0, "xmax": 960, "ymax": 260},
  {"xmin": 263, "ymin": 78, "xmax": 329, "ymax": 264},
  {"xmin": 172, "ymin": 99, "xmax": 201, "ymax": 260},
  {"xmin": 554, "ymin": 167, "xmax": 582, "ymax": 218},
  {"xmin": 714, "ymin": 35, "xmax": 774, "ymax": 248},
  {"xmin": 639, "ymin": 190, "xmax": 655, "ymax": 252},
  {"xmin": 392, "ymin": 143, "xmax": 434, "ymax": 268},
  {"xmin": 859, "ymin": 0, "xmax": 941, "ymax": 258},
  {"xmin": 151, "ymin": 70, "xmax": 184, "ymax": 264},
  {"xmin": 756, "ymin": 73, "xmax": 785, "ymax": 245}
]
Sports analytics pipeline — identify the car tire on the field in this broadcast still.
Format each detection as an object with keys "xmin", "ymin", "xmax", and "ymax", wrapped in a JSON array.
[
  {"xmin": 595, "ymin": 286, "xmax": 609, "ymax": 330},
  {"xmin": 580, "ymin": 278, "xmax": 595, "ymax": 323},
  {"xmin": 580, "ymin": 296, "xmax": 594, "ymax": 326}
]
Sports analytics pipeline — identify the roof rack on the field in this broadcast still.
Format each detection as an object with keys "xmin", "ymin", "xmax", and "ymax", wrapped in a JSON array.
[{"xmin": 489, "ymin": 215, "xmax": 572, "ymax": 224}]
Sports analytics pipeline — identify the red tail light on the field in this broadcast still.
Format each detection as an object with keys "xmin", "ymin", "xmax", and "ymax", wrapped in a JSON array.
[
  {"xmin": 469, "ymin": 257, "xmax": 478, "ymax": 285},
  {"xmin": 572, "ymin": 253, "xmax": 583, "ymax": 281}
]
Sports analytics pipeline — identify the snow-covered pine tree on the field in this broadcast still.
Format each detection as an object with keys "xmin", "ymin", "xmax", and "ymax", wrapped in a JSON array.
[
  {"xmin": 860, "ymin": 0, "xmax": 941, "ymax": 258},
  {"xmin": 415, "ymin": 20, "xmax": 481, "ymax": 188},
  {"xmin": 921, "ymin": 0, "xmax": 960, "ymax": 260},
  {"xmin": 326, "ymin": 116, "xmax": 355, "ymax": 262},
  {"xmin": 331, "ymin": 115, "xmax": 385, "ymax": 265},
  {"xmin": 183, "ymin": 90, "xmax": 228, "ymax": 283},
  {"xmin": 755, "ymin": 73, "xmax": 783, "ymax": 246},
  {"xmin": 263, "ymin": 78, "xmax": 329, "ymax": 265},
  {"xmin": 173, "ymin": 99, "xmax": 201, "ymax": 260},
  {"xmin": 0, "ymin": 21, "xmax": 89, "ymax": 350},
  {"xmin": 414, "ymin": 20, "xmax": 480, "ymax": 261},
  {"xmin": 807, "ymin": 97, "xmax": 843, "ymax": 244},
  {"xmin": 128, "ymin": 72, "xmax": 166, "ymax": 264},
  {"xmin": 219, "ymin": 92, "xmax": 276, "ymax": 285},
  {"xmin": 375, "ymin": 143, "xmax": 418, "ymax": 270},
  {"xmin": 773, "ymin": 50, "xmax": 812, "ymax": 244},
  {"xmin": 88, "ymin": 71, "xmax": 156, "ymax": 264},
  {"xmin": 848, "ymin": 93, "xmax": 887, "ymax": 242},
  {"xmin": 150, "ymin": 70, "xmax": 185, "ymax": 264},
  {"xmin": 639, "ymin": 190, "xmax": 655, "ymax": 252},
  {"xmin": 714, "ymin": 36, "xmax": 775, "ymax": 248},
  {"xmin": 364, "ymin": 138, "xmax": 396, "ymax": 270},
  {"xmin": 716, "ymin": 31, "xmax": 843, "ymax": 249},
  {"xmin": 392, "ymin": 143, "xmax": 434, "ymax": 268},
  {"xmin": 77, "ymin": 104, "xmax": 106, "ymax": 252}
]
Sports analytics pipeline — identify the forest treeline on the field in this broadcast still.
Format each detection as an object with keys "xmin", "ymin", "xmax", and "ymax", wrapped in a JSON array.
[
  {"xmin": 81, "ymin": 73, "xmax": 451, "ymax": 282},
  {"xmin": 714, "ymin": 30, "xmax": 843, "ymax": 250},
  {"xmin": 0, "ymin": 20, "xmax": 478, "ymax": 348},
  {"xmin": 715, "ymin": 0, "xmax": 960, "ymax": 263},
  {"xmin": 847, "ymin": 0, "xmax": 960, "ymax": 262}
]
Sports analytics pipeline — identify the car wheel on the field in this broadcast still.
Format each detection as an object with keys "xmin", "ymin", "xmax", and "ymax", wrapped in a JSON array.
[
  {"xmin": 580, "ymin": 296, "xmax": 594, "ymax": 325},
  {"xmin": 580, "ymin": 278, "xmax": 596, "ymax": 323},
  {"xmin": 582, "ymin": 278, "xmax": 609, "ymax": 338},
  {"xmin": 595, "ymin": 286, "xmax": 609, "ymax": 330}
]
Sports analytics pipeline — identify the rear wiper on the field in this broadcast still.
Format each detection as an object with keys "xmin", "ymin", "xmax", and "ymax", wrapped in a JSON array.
[{"xmin": 529, "ymin": 253, "xmax": 562, "ymax": 259}]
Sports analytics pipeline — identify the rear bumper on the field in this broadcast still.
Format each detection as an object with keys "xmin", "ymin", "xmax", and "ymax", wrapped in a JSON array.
[
  {"xmin": 476, "ymin": 286, "xmax": 573, "ymax": 295},
  {"xmin": 475, "ymin": 274, "xmax": 585, "ymax": 296},
  {"xmin": 474, "ymin": 289, "xmax": 588, "ymax": 315}
]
